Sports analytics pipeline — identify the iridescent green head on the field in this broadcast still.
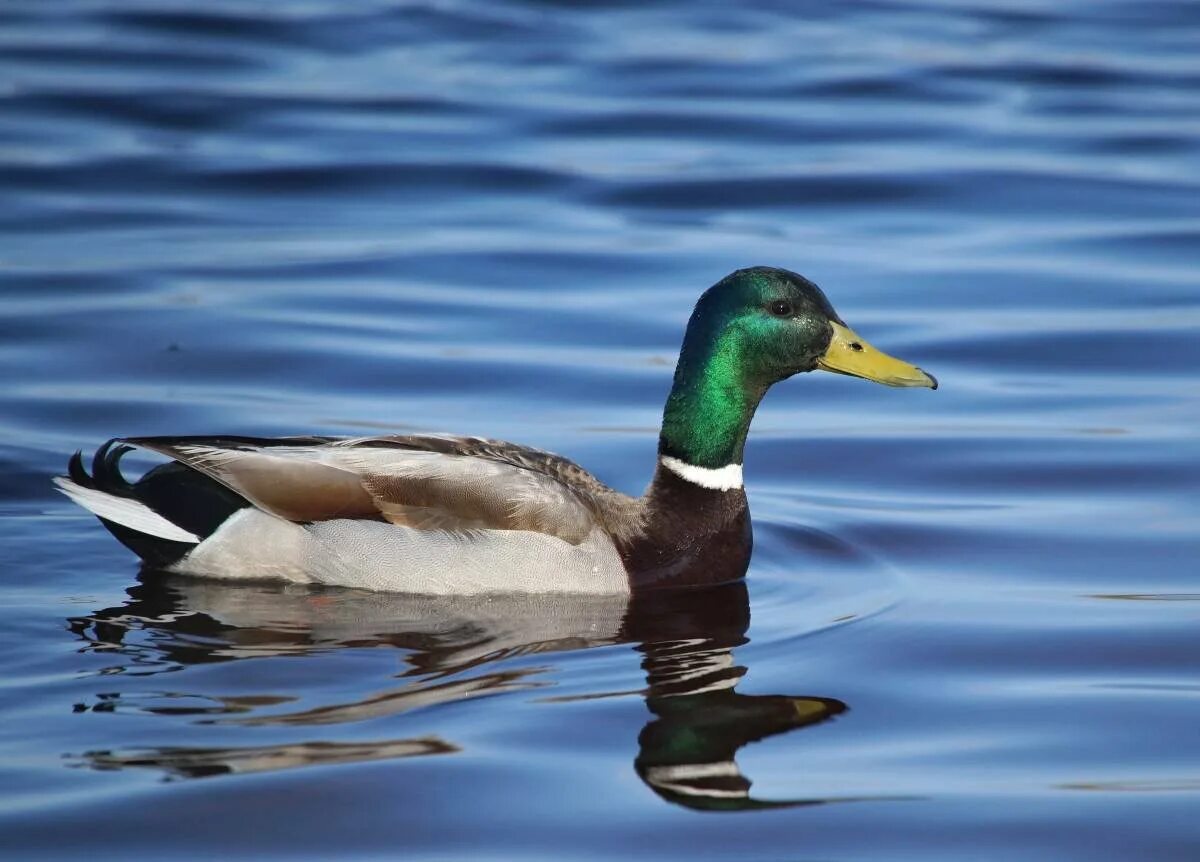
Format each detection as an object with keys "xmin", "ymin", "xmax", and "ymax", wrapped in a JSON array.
[{"xmin": 660, "ymin": 266, "xmax": 936, "ymax": 470}]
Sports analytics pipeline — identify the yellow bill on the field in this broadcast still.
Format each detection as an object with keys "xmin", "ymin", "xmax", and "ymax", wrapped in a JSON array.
[{"xmin": 817, "ymin": 322, "xmax": 937, "ymax": 389}]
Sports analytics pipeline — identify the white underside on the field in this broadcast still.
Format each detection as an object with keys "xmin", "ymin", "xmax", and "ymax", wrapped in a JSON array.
[
  {"xmin": 171, "ymin": 509, "xmax": 631, "ymax": 595},
  {"xmin": 659, "ymin": 456, "xmax": 743, "ymax": 491}
]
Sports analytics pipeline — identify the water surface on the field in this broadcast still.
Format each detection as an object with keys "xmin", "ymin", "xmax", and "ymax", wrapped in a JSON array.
[{"xmin": 2, "ymin": 0, "xmax": 1199, "ymax": 859}]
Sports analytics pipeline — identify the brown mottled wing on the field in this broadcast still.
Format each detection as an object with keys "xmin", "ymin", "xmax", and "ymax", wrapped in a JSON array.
[
  {"xmin": 336, "ymin": 435, "xmax": 645, "ymax": 540},
  {"xmin": 125, "ymin": 434, "xmax": 643, "ymax": 546}
]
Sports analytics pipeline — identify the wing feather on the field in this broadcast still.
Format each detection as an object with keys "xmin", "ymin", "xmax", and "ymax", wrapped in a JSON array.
[
  {"xmin": 133, "ymin": 442, "xmax": 378, "ymax": 522},
  {"xmin": 123, "ymin": 435, "xmax": 626, "ymax": 546}
]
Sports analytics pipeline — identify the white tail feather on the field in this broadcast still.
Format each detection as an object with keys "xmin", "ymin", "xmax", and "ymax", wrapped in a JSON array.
[{"xmin": 53, "ymin": 477, "xmax": 201, "ymax": 543}]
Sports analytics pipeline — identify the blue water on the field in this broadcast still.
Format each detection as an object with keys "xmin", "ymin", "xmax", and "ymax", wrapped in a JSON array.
[{"xmin": 2, "ymin": 0, "xmax": 1199, "ymax": 858}]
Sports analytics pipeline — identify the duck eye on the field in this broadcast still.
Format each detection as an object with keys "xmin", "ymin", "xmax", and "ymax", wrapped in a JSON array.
[{"xmin": 768, "ymin": 300, "xmax": 793, "ymax": 318}]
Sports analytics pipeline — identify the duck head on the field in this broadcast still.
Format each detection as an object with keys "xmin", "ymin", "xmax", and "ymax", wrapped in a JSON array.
[
  {"xmin": 660, "ymin": 266, "xmax": 936, "ymax": 470},
  {"xmin": 682, "ymin": 266, "xmax": 936, "ymax": 390}
]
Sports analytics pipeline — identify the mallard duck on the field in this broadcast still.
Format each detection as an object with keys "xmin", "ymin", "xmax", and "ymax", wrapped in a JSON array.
[{"xmin": 55, "ymin": 266, "xmax": 935, "ymax": 594}]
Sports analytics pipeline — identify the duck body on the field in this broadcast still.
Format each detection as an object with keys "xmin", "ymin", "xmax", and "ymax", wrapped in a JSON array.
[
  {"xmin": 58, "ymin": 434, "xmax": 752, "ymax": 594},
  {"xmin": 56, "ymin": 267, "xmax": 935, "ymax": 594}
]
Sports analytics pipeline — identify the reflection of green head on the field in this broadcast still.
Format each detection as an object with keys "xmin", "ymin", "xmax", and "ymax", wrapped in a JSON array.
[
  {"xmin": 660, "ymin": 267, "xmax": 842, "ymax": 469},
  {"xmin": 635, "ymin": 689, "xmax": 848, "ymax": 812}
]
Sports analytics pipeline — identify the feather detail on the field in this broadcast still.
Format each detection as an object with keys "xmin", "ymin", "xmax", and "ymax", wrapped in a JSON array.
[
  {"xmin": 135, "ymin": 443, "xmax": 377, "ymax": 522},
  {"xmin": 337, "ymin": 448, "xmax": 596, "ymax": 544},
  {"xmin": 53, "ymin": 477, "xmax": 201, "ymax": 544},
  {"xmin": 112, "ymin": 434, "xmax": 646, "ymax": 547}
]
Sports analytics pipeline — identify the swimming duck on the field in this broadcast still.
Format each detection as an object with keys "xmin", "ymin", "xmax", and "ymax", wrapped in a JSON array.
[{"xmin": 56, "ymin": 266, "xmax": 935, "ymax": 594}]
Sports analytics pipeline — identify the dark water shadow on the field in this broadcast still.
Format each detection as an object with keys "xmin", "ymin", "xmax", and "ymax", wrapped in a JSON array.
[{"xmin": 66, "ymin": 574, "xmax": 865, "ymax": 812}]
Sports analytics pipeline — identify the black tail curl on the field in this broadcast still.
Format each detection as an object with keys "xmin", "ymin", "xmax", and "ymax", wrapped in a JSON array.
[{"xmin": 68, "ymin": 439, "xmax": 136, "ymax": 496}]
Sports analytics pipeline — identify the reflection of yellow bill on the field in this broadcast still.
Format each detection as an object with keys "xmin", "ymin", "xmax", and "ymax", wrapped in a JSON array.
[{"xmin": 818, "ymin": 322, "xmax": 938, "ymax": 389}]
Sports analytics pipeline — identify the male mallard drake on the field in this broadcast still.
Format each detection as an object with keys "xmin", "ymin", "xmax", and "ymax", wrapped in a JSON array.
[{"xmin": 56, "ymin": 266, "xmax": 935, "ymax": 594}]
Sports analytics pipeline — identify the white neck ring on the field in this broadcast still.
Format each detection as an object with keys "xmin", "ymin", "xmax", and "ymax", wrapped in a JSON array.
[{"xmin": 660, "ymin": 456, "xmax": 743, "ymax": 491}]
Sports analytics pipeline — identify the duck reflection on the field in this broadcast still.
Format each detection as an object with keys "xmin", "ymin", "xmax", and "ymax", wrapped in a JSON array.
[
  {"xmin": 69, "ymin": 577, "xmax": 847, "ymax": 810},
  {"xmin": 625, "ymin": 586, "xmax": 846, "ymax": 810}
]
